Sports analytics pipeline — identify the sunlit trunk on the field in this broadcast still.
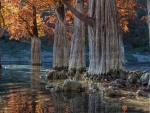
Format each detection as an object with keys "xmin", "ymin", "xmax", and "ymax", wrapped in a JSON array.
[
  {"xmin": 61, "ymin": 0, "xmax": 123, "ymax": 77},
  {"xmin": 53, "ymin": 3, "xmax": 70, "ymax": 70},
  {"xmin": 31, "ymin": 6, "xmax": 41, "ymax": 65},
  {"xmin": 88, "ymin": 0, "xmax": 123, "ymax": 77},
  {"xmin": 31, "ymin": 36, "xmax": 41, "ymax": 65},
  {"xmin": 147, "ymin": 0, "xmax": 150, "ymax": 46},
  {"xmin": 69, "ymin": 0, "xmax": 86, "ymax": 72}
]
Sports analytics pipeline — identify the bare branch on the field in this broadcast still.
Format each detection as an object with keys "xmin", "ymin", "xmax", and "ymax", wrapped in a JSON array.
[
  {"xmin": 53, "ymin": 0, "xmax": 73, "ymax": 33},
  {"xmin": 55, "ymin": 8, "xmax": 73, "ymax": 33},
  {"xmin": 61, "ymin": 0, "xmax": 95, "ymax": 27}
]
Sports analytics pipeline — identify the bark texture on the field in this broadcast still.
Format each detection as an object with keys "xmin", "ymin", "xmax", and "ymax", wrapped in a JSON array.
[
  {"xmin": 31, "ymin": 36, "xmax": 41, "ymax": 65},
  {"xmin": 62, "ymin": 0, "xmax": 123, "ymax": 77},
  {"xmin": 31, "ymin": 6, "xmax": 41, "ymax": 65},
  {"xmin": 69, "ymin": 0, "xmax": 86, "ymax": 72},
  {"xmin": 147, "ymin": 0, "xmax": 150, "ymax": 46},
  {"xmin": 88, "ymin": 0, "xmax": 122, "ymax": 76},
  {"xmin": 53, "ymin": 3, "xmax": 70, "ymax": 70}
]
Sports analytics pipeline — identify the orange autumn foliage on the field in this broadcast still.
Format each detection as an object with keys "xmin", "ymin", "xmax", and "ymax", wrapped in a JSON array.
[
  {"xmin": 1, "ymin": 0, "xmax": 146, "ymax": 41},
  {"xmin": 117, "ymin": 0, "xmax": 146, "ymax": 32},
  {"xmin": 2, "ymin": 0, "xmax": 54, "ymax": 41}
]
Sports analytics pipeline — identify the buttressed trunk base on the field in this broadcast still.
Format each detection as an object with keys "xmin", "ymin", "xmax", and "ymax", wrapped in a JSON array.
[
  {"xmin": 88, "ymin": 0, "xmax": 123, "ymax": 78},
  {"xmin": 68, "ymin": 0, "xmax": 86, "ymax": 73},
  {"xmin": 53, "ymin": 3, "xmax": 70, "ymax": 70}
]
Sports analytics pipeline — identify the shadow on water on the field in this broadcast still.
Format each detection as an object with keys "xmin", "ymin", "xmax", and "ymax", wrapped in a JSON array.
[{"xmin": 0, "ymin": 62, "xmax": 149, "ymax": 113}]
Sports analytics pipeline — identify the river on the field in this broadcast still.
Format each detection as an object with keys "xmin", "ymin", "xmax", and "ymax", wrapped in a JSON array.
[{"xmin": 0, "ymin": 62, "xmax": 149, "ymax": 113}]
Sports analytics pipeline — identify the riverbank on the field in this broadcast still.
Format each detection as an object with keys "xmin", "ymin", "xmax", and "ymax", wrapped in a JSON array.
[{"xmin": 1, "ymin": 40, "xmax": 150, "ymax": 67}]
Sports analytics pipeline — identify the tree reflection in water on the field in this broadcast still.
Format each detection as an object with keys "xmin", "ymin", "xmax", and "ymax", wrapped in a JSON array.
[{"xmin": 0, "ymin": 64, "xmax": 149, "ymax": 113}]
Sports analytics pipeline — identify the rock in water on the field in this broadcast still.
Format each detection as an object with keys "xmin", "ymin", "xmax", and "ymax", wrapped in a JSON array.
[
  {"xmin": 136, "ymin": 90, "xmax": 148, "ymax": 97},
  {"xmin": 103, "ymin": 87, "xmax": 121, "ymax": 97},
  {"xmin": 62, "ymin": 79, "xmax": 82, "ymax": 92},
  {"xmin": 139, "ymin": 72, "xmax": 150, "ymax": 85},
  {"xmin": 45, "ymin": 84, "xmax": 54, "ymax": 89},
  {"xmin": 147, "ymin": 78, "xmax": 150, "ymax": 90},
  {"xmin": 127, "ymin": 74, "xmax": 138, "ymax": 84}
]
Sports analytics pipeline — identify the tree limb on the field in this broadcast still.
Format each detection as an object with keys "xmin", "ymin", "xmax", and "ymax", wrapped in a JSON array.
[
  {"xmin": 61, "ymin": 0, "xmax": 95, "ymax": 27},
  {"xmin": 55, "ymin": 8, "xmax": 73, "ymax": 33},
  {"xmin": 53, "ymin": 0, "xmax": 73, "ymax": 33}
]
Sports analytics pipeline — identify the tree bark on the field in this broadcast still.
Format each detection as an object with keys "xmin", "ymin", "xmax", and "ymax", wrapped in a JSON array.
[
  {"xmin": 62, "ymin": 0, "xmax": 123, "ymax": 77},
  {"xmin": 88, "ymin": 0, "xmax": 122, "ymax": 76},
  {"xmin": 62, "ymin": 0, "xmax": 94, "ymax": 27},
  {"xmin": 68, "ymin": 0, "xmax": 86, "ymax": 73},
  {"xmin": 31, "ymin": 36, "xmax": 41, "ymax": 65},
  {"xmin": 31, "ymin": 6, "xmax": 42, "ymax": 65},
  {"xmin": 147, "ymin": 0, "xmax": 150, "ymax": 46},
  {"xmin": 53, "ymin": 2, "xmax": 70, "ymax": 70}
]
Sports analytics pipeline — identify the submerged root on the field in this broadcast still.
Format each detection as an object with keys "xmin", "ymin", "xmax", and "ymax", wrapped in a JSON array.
[
  {"xmin": 53, "ymin": 66, "xmax": 68, "ymax": 71},
  {"xmin": 87, "ymin": 69, "xmax": 126, "ymax": 81}
]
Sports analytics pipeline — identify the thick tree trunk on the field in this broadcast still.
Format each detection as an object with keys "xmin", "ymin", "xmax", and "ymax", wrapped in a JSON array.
[
  {"xmin": 31, "ymin": 6, "xmax": 41, "ymax": 65},
  {"xmin": 69, "ymin": 0, "xmax": 86, "ymax": 73},
  {"xmin": 53, "ymin": 3, "xmax": 70, "ymax": 70},
  {"xmin": 147, "ymin": 0, "xmax": 150, "ymax": 46},
  {"xmin": 62, "ymin": 0, "xmax": 123, "ymax": 77},
  {"xmin": 31, "ymin": 36, "xmax": 41, "ymax": 65},
  {"xmin": 88, "ymin": 0, "xmax": 122, "ymax": 76}
]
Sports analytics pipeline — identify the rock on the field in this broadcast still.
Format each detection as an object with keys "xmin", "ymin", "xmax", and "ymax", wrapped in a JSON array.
[
  {"xmin": 139, "ymin": 72, "xmax": 150, "ymax": 85},
  {"xmin": 39, "ymin": 74, "xmax": 47, "ymax": 79},
  {"xmin": 147, "ymin": 78, "xmax": 150, "ymax": 90},
  {"xmin": 62, "ymin": 79, "xmax": 82, "ymax": 92},
  {"xmin": 40, "ymin": 69, "xmax": 55, "ymax": 79},
  {"xmin": 45, "ymin": 84, "xmax": 54, "ymax": 89},
  {"xmin": 112, "ymin": 79, "xmax": 125, "ymax": 87},
  {"xmin": 127, "ymin": 74, "xmax": 138, "ymax": 84},
  {"xmin": 136, "ymin": 90, "xmax": 148, "ymax": 97},
  {"xmin": 52, "ymin": 72, "xmax": 59, "ymax": 79},
  {"xmin": 46, "ymin": 70, "xmax": 56, "ymax": 79},
  {"xmin": 103, "ymin": 87, "xmax": 121, "ymax": 97}
]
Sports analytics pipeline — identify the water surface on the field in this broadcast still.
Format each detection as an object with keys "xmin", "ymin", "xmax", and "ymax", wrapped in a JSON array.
[{"xmin": 0, "ymin": 62, "xmax": 149, "ymax": 113}]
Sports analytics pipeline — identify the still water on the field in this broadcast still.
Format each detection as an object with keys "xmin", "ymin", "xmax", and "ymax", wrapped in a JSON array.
[{"xmin": 0, "ymin": 62, "xmax": 149, "ymax": 113}]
